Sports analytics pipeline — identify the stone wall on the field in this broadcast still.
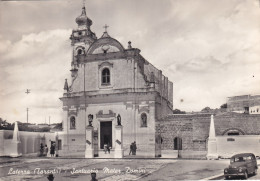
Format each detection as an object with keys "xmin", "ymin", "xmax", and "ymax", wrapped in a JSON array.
[
  {"xmin": 157, "ymin": 114, "xmax": 195, "ymax": 151},
  {"xmin": 157, "ymin": 114, "xmax": 211, "ymax": 151},
  {"xmin": 214, "ymin": 113, "xmax": 260, "ymax": 135},
  {"xmin": 158, "ymin": 113, "xmax": 260, "ymax": 158}
]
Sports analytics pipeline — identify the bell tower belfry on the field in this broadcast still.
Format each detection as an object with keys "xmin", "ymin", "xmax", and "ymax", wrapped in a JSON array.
[{"xmin": 70, "ymin": 2, "xmax": 97, "ymax": 68}]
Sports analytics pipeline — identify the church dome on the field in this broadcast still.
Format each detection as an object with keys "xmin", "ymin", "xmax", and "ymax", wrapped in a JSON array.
[{"xmin": 76, "ymin": 6, "xmax": 92, "ymax": 27}]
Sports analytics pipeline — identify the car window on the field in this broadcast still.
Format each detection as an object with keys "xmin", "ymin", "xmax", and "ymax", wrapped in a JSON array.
[
  {"xmin": 251, "ymin": 155, "xmax": 256, "ymax": 160},
  {"xmin": 233, "ymin": 157, "xmax": 246, "ymax": 162},
  {"xmin": 245, "ymin": 156, "xmax": 252, "ymax": 161},
  {"xmin": 231, "ymin": 155, "xmax": 256, "ymax": 163}
]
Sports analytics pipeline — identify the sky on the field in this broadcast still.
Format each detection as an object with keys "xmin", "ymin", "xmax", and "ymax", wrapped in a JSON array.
[{"xmin": 0, "ymin": 0, "xmax": 259, "ymax": 124}]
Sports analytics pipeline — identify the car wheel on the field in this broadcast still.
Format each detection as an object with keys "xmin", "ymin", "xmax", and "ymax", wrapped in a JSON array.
[
  {"xmin": 244, "ymin": 171, "xmax": 248, "ymax": 179},
  {"xmin": 225, "ymin": 176, "xmax": 229, "ymax": 180}
]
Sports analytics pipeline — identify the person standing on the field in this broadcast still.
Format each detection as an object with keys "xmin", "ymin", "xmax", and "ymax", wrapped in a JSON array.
[
  {"xmin": 104, "ymin": 143, "xmax": 108, "ymax": 154},
  {"xmin": 43, "ymin": 144, "xmax": 48, "ymax": 157},
  {"xmin": 129, "ymin": 142, "xmax": 133, "ymax": 155},
  {"xmin": 40, "ymin": 143, "xmax": 44, "ymax": 157},
  {"xmin": 107, "ymin": 143, "xmax": 110, "ymax": 154},
  {"xmin": 50, "ymin": 143, "xmax": 55, "ymax": 157},
  {"xmin": 132, "ymin": 141, "xmax": 137, "ymax": 155}
]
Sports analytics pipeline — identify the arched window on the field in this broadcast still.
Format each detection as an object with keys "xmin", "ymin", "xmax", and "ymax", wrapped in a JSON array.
[
  {"xmin": 227, "ymin": 131, "xmax": 240, "ymax": 136},
  {"xmin": 102, "ymin": 68, "xmax": 110, "ymax": 85},
  {"xmin": 141, "ymin": 113, "xmax": 147, "ymax": 127},
  {"xmin": 173, "ymin": 137, "xmax": 182, "ymax": 150},
  {"xmin": 70, "ymin": 116, "xmax": 76, "ymax": 129},
  {"xmin": 77, "ymin": 49, "xmax": 82, "ymax": 55},
  {"xmin": 222, "ymin": 128, "xmax": 245, "ymax": 136}
]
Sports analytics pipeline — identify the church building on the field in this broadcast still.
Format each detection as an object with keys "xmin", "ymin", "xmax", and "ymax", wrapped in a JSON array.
[{"xmin": 59, "ymin": 4, "xmax": 173, "ymax": 157}]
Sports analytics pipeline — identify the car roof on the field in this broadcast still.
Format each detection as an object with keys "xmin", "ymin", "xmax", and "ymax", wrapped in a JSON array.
[{"xmin": 231, "ymin": 153, "xmax": 255, "ymax": 158}]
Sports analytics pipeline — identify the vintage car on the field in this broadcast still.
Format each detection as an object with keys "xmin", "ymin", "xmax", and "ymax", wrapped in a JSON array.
[{"xmin": 224, "ymin": 153, "xmax": 258, "ymax": 179}]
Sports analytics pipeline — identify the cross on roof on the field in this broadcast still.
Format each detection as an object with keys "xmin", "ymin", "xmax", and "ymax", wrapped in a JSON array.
[
  {"xmin": 103, "ymin": 24, "xmax": 109, "ymax": 32},
  {"xmin": 83, "ymin": 0, "xmax": 86, "ymax": 7}
]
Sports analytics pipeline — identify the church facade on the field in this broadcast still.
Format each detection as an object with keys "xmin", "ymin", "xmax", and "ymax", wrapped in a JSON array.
[{"xmin": 59, "ymin": 5, "xmax": 173, "ymax": 157}]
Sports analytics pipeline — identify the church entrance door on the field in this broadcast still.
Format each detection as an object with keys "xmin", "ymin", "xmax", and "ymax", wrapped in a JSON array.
[{"xmin": 100, "ymin": 121, "xmax": 112, "ymax": 149}]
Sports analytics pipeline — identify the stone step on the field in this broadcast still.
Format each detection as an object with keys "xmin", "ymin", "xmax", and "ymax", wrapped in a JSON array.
[{"xmin": 97, "ymin": 150, "xmax": 114, "ymax": 158}]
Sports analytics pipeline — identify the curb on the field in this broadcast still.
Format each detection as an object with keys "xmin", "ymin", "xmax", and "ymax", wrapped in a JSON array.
[{"xmin": 199, "ymin": 173, "xmax": 223, "ymax": 181}]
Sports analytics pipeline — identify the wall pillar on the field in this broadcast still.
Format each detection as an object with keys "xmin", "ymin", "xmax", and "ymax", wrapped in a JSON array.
[
  {"xmin": 207, "ymin": 115, "xmax": 218, "ymax": 160},
  {"xmin": 85, "ymin": 126, "xmax": 94, "ymax": 158},
  {"xmin": 114, "ymin": 125, "xmax": 124, "ymax": 158}
]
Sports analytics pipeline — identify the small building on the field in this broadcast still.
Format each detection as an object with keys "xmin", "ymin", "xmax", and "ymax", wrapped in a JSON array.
[{"xmin": 227, "ymin": 94, "xmax": 260, "ymax": 114}]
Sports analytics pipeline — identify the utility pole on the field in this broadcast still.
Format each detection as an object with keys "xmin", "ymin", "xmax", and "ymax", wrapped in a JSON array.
[
  {"xmin": 25, "ymin": 89, "xmax": 30, "ymax": 123},
  {"xmin": 133, "ymin": 60, "xmax": 136, "ymax": 141},
  {"xmin": 49, "ymin": 116, "xmax": 50, "ymax": 125},
  {"xmin": 26, "ymin": 108, "xmax": 29, "ymax": 124}
]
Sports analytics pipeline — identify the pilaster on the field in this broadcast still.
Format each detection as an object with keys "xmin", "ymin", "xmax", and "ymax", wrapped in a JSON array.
[
  {"xmin": 114, "ymin": 125, "xmax": 124, "ymax": 158},
  {"xmin": 85, "ymin": 126, "xmax": 94, "ymax": 158}
]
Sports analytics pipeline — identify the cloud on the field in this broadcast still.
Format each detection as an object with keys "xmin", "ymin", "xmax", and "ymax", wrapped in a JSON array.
[
  {"xmin": 0, "ymin": 29, "xmax": 71, "ymax": 123},
  {"xmin": 177, "ymin": 56, "xmax": 224, "ymax": 73},
  {"xmin": 0, "ymin": 0, "xmax": 259, "ymax": 122}
]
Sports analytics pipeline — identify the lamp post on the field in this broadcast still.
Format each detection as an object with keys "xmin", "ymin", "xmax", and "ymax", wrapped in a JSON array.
[{"xmin": 25, "ymin": 89, "xmax": 30, "ymax": 123}]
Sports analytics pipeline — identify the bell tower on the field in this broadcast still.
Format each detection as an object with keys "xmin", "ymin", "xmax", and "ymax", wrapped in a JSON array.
[{"xmin": 70, "ymin": 2, "xmax": 97, "ymax": 68}]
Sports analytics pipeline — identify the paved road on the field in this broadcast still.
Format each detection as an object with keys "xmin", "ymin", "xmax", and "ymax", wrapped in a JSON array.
[
  {"xmin": 211, "ymin": 163, "xmax": 260, "ymax": 180},
  {"xmin": 212, "ymin": 171, "xmax": 260, "ymax": 180},
  {"xmin": 0, "ymin": 157, "xmax": 230, "ymax": 181}
]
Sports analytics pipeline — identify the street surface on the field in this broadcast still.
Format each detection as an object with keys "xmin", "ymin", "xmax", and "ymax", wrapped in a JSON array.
[
  {"xmin": 212, "ymin": 172, "xmax": 260, "ymax": 180},
  {"xmin": 0, "ymin": 157, "xmax": 258, "ymax": 180}
]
